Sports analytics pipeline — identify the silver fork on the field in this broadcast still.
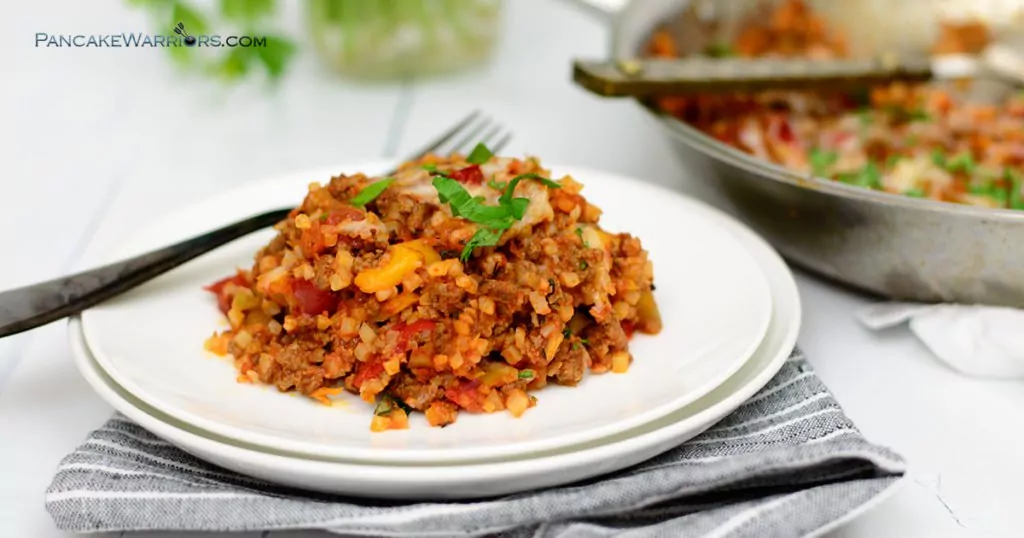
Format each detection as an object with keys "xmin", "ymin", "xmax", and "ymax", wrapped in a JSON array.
[{"xmin": 0, "ymin": 111, "xmax": 513, "ymax": 338}]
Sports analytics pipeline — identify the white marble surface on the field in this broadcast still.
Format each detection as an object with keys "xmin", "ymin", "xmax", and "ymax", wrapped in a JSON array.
[{"xmin": 2, "ymin": 1, "xmax": 1022, "ymax": 537}]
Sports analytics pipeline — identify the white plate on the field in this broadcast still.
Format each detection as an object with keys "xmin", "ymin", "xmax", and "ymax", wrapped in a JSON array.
[
  {"xmin": 69, "ymin": 178, "xmax": 800, "ymax": 499},
  {"xmin": 80, "ymin": 162, "xmax": 772, "ymax": 463}
]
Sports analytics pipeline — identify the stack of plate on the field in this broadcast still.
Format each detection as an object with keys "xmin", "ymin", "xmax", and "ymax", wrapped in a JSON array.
[{"xmin": 70, "ymin": 163, "xmax": 802, "ymax": 500}]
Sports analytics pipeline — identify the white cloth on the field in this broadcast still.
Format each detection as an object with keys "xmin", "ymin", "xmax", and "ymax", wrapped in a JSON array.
[{"xmin": 857, "ymin": 303, "xmax": 1024, "ymax": 379}]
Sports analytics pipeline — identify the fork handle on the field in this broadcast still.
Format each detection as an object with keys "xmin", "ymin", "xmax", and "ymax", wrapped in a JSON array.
[{"xmin": 0, "ymin": 208, "xmax": 291, "ymax": 338}]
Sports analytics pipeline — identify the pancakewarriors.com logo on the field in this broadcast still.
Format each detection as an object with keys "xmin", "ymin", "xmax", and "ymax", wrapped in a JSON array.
[{"xmin": 35, "ymin": 22, "xmax": 268, "ymax": 49}]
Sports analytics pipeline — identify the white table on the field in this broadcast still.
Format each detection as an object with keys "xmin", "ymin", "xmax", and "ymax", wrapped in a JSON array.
[{"xmin": 2, "ymin": 1, "xmax": 1021, "ymax": 536}]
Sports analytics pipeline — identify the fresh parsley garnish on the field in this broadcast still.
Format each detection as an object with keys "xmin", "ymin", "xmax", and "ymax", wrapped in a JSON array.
[
  {"xmin": 422, "ymin": 163, "xmax": 438, "ymax": 172},
  {"xmin": 704, "ymin": 42, "xmax": 735, "ymax": 58},
  {"xmin": 857, "ymin": 108, "xmax": 872, "ymax": 126},
  {"xmin": 460, "ymin": 228, "xmax": 504, "ymax": 262},
  {"xmin": 562, "ymin": 327, "xmax": 572, "ymax": 338},
  {"xmin": 507, "ymin": 173, "xmax": 561, "ymax": 190},
  {"xmin": 518, "ymin": 370, "xmax": 534, "ymax": 379},
  {"xmin": 838, "ymin": 162, "xmax": 882, "ymax": 190},
  {"xmin": 433, "ymin": 172, "xmax": 561, "ymax": 261},
  {"xmin": 808, "ymin": 148, "xmax": 838, "ymax": 177},
  {"xmin": 908, "ymin": 109, "xmax": 931, "ymax": 122},
  {"xmin": 579, "ymin": 260, "xmax": 589, "ymax": 270},
  {"xmin": 887, "ymin": 106, "xmax": 931, "ymax": 123},
  {"xmin": 374, "ymin": 393, "xmax": 411, "ymax": 416},
  {"xmin": 349, "ymin": 177, "xmax": 395, "ymax": 208},
  {"xmin": 466, "ymin": 143, "xmax": 493, "ymax": 165},
  {"xmin": 319, "ymin": 213, "xmax": 329, "ymax": 222},
  {"xmin": 946, "ymin": 153, "xmax": 976, "ymax": 174},
  {"xmin": 575, "ymin": 227, "xmax": 589, "ymax": 247},
  {"xmin": 930, "ymin": 149, "xmax": 946, "ymax": 167},
  {"xmin": 905, "ymin": 187, "xmax": 926, "ymax": 198},
  {"xmin": 1005, "ymin": 169, "xmax": 1024, "ymax": 209}
]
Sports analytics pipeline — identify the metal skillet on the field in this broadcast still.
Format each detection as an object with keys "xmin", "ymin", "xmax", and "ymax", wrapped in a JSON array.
[{"xmin": 571, "ymin": 0, "xmax": 1024, "ymax": 307}]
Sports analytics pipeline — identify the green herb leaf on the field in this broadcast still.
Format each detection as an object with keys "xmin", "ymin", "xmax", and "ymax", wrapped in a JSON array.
[
  {"xmin": 374, "ymin": 393, "xmax": 411, "ymax": 416},
  {"xmin": 839, "ymin": 161, "xmax": 882, "ymax": 190},
  {"xmin": 575, "ymin": 227, "xmax": 589, "ymax": 247},
  {"xmin": 967, "ymin": 180, "xmax": 992, "ymax": 195},
  {"xmin": 215, "ymin": 46, "xmax": 252, "ymax": 80},
  {"xmin": 946, "ymin": 153, "xmax": 976, "ymax": 174},
  {"xmin": 579, "ymin": 259, "xmax": 589, "ymax": 270},
  {"xmin": 172, "ymin": 1, "xmax": 207, "ymax": 34},
  {"xmin": 435, "ymin": 172, "xmax": 560, "ymax": 261},
  {"xmin": 433, "ymin": 176, "xmax": 473, "ymax": 208},
  {"xmin": 704, "ymin": 42, "xmax": 735, "ymax": 58},
  {"xmin": 466, "ymin": 143, "xmax": 493, "ymax": 165},
  {"xmin": 487, "ymin": 178, "xmax": 507, "ymax": 190},
  {"xmin": 908, "ymin": 109, "xmax": 931, "ymax": 122},
  {"xmin": 562, "ymin": 327, "xmax": 572, "ymax": 338},
  {"xmin": 461, "ymin": 227, "xmax": 503, "ymax": 262},
  {"xmin": 167, "ymin": 1, "xmax": 207, "ymax": 66},
  {"xmin": 220, "ymin": 0, "xmax": 274, "ymax": 21},
  {"xmin": 518, "ymin": 370, "xmax": 534, "ymax": 379},
  {"xmin": 580, "ymin": 338, "xmax": 590, "ymax": 346},
  {"xmin": 349, "ymin": 177, "xmax": 395, "ymax": 207},
  {"xmin": 857, "ymin": 108, "xmax": 872, "ymax": 126},
  {"xmin": 511, "ymin": 173, "xmax": 562, "ymax": 190},
  {"xmin": 930, "ymin": 149, "xmax": 947, "ymax": 167},
  {"xmin": 422, "ymin": 163, "xmax": 438, "ymax": 172},
  {"xmin": 373, "ymin": 395, "xmax": 393, "ymax": 416},
  {"xmin": 808, "ymin": 148, "xmax": 838, "ymax": 177},
  {"xmin": 886, "ymin": 154, "xmax": 902, "ymax": 168},
  {"xmin": 1006, "ymin": 169, "xmax": 1024, "ymax": 209},
  {"xmin": 254, "ymin": 35, "xmax": 296, "ymax": 79},
  {"xmin": 905, "ymin": 187, "xmax": 926, "ymax": 198},
  {"xmin": 508, "ymin": 197, "xmax": 530, "ymax": 220}
]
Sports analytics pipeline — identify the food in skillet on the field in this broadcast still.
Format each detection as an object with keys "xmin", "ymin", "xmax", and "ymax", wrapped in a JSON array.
[
  {"xmin": 204, "ymin": 146, "xmax": 662, "ymax": 431},
  {"xmin": 647, "ymin": 0, "xmax": 1024, "ymax": 209}
]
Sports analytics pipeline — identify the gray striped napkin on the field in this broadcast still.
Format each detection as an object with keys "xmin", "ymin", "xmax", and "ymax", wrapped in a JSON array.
[{"xmin": 46, "ymin": 350, "xmax": 906, "ymax": 537}]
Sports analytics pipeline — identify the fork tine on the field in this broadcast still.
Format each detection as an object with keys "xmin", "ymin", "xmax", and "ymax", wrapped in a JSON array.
[
  {"xmin": 400, "ymin": 109, "xmax": 481, "ymax": 163},
  {"xmin": 447, "ymin": 116, "xmax": 494, "ymax": 157},
  {"xmin": 489, "ymin": 130, "xmax": 513, "ymax": 155},
  {"xmin": 475, "ymin": 124, "xmax": 503, "ymax": 150}
]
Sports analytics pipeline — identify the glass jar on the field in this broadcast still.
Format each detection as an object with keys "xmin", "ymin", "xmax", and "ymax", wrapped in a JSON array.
[{"xmin": 307, "ymin": 0, "xmax": 503, "ymax": 80}]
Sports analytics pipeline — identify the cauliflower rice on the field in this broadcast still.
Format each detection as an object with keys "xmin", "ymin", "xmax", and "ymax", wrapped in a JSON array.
[{"xmin": 205, "ymin": 150, "xmax": 662, "ymax": 431}]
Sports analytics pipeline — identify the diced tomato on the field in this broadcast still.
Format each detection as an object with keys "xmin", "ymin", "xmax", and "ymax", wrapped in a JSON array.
[
  {"xmin": 445, "ymin": 379, "xmax": 485, "ymax": 412},
  {"xmin": 768, "ymin": 115, "xmax": 797, "ymax": 145},
  {"xmin": 324, "ymin": 206, "xmax": 365, "ymax": 225},
  {"xmin": 392, "ymin": 319, "xmax": 437, "ymax": 352},
  {"xmin": 204, "ymin": 271, "xmax": 248, "ymax": 315},
  {"xmin": 299, "ymin": 222, "xmax": 326, "ymax": 257},
  {"xmin": 292, "ymin": 279, "xmax": 337, "ymax": 316},
  {"xmin": 450, "ymin": 164, "xmax": 484, "ymax": 185},
  {"xmin": 351, "ymin": 358, "xmax": 385, "ymax": 389},
  {"xmin": 621, "ymin": 320, "xmax": 636, "ymax": 340}
]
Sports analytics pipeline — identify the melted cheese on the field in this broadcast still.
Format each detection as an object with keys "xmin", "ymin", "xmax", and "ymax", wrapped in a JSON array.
[{"xmin": 390, "ymin": 160, "xmax": 554, "ymax": 229}]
